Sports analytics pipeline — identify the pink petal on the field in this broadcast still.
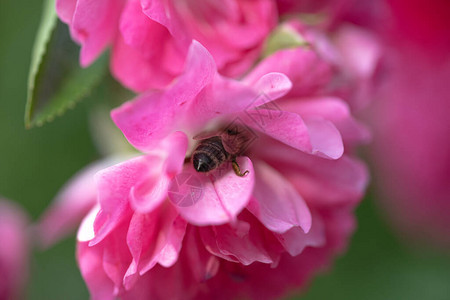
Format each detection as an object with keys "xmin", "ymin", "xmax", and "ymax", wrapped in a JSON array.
[
  {"xmin": 77, "ymin": 241, "xmax": 115, "ymax": 300},
  {"xmin": 208, "ymin": 0, "xmax": 276, "ymax": 49},
  {"xmin": 255, "ymin": 143, "xmax": 369, "ymax": 206},
  {"xmin": 251, "ymin": 72, "xmax": 292, "ymax": 102},
  {"xmin": 296, "ymin": 154, "xmax": 369, "ymax": 206},
  {"xmin": 141, "ymin": 0, "xmax": 190, "ymax": 46},
  {"xmin": 244, "ymin": 48, "xmax": 332, "ymax": 97},
  {"xmin": 101, "ymin": 223, "xmax": 131, "ymax": 294},
  {"xmin": 199, "ymin": 220, "xmax": 273, "ymax": 265},
  {"xmin": 281, "ymin": 97, "xmax": 351, "ymax": 120},
  {"xmin": 218, "ymin": 47, "xmax": 262, "ymax": 77},
  {"xmin": 304, "ymin": 117, "xmax": 344, "ymax": 159},
  {"xmin": 162, "ymin": 131, "xmax": 189, "ymax": 176},
  {"xmin": 111, "ymin": 90, "xmax": 177, "ymax": 151},
  {"xmin": 123, "ymin": 212, "xmax": 154, "ymax": 287},
  {"xmin": 275, "ymin": 212, "xmax": 326, "ymax": 256},
  {"xmin": 166, "ymin": 40, "xmax": 217, "ymax": 106},
  {"xmin": 129, "ymin": 132, "xmax": 188, "ymax": 213},
  {"xmin": 248, "ymin": 161, "xmax": 312, "ymax": 233},
  {"xmin": 77, "ymin": 205, "xmax": 99, "ymax": 242},
  {"xmin": 124, "ymin": 203, "xmax": 186, "ymax": 289},
  {"xmin": 111, "ymin": 35, "xmax": 177, "ymax": 92},
  {"xmin": 120, "ymin": 0, "xmax": 168, "ymax": 57},
  {"xmin": 241, "ymin": 108, "xmax": 343, "ymax": 159},
  {"xmin": 280, "ymin": 97, "xmax": 371, "ymax": 144},
  {"xmin": 70, "ymin": 0, "xmax": 124, "ymax": 67},
  {"xmin": 190, "ymin": 76, "xmax": 259, "ymax": 121},
  {"xmin": 170, "ymin": 157, "xmax": 254, "ymax": 226},
  {"xmin": 183, "ymin": 227, "xmax": 221, "ymax": 282},
  {"xmin": 157, "ymin": 216, "xmax": 187, "ymax": 267},
  {"xmin": 77, "ymin": 213, "xmax": 132, "ymax": 299},
  {"xmin": 195, "ymin": 72, "xmax": 290, "ymax": 121},
  {"xmin": 334, "ymin": 25, "xmax": 381, "ymax": 79},
  {"xmin": 56, "ymin": 0, "xmax": 77, "ymax": 24},
  {"xmin": 121, "ymin": 262, "xmax": 196, "ymax": 300},
  {"xmin": 129, "ymin": 157, "xmax": 169, "ymax": 213},
  {"xmin": 130, "ymin": 131, "xmax": 188, "ymax": 213},
  {"xmin": 113, "ymin": 0, "xmax": 185, "ymax": 92},
  {"xmin": 241, "ymin": 109, "xmax": 312, "ymax": 154}
]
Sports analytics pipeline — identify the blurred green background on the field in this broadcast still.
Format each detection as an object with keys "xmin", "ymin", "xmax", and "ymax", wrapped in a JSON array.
[{"xmin": 0, "ymin": 0, "xmax": 449, "ymax": 299}]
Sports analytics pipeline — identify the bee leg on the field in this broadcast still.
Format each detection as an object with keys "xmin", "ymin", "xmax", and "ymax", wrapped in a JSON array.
[{"xmin": 232, "ymin": 159, "xmax": 249, "ymax": 177}]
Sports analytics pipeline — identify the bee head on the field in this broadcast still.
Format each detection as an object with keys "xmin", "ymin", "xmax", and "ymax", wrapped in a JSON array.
[{"xmin": 193, "ymin": 153, "xmax": 214, "ymax": 172}]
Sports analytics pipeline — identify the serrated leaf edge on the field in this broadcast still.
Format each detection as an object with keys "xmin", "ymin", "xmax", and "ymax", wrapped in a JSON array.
[{"xmin": 25, "ymin": 0, "xmax": 58, "ymax": 128}]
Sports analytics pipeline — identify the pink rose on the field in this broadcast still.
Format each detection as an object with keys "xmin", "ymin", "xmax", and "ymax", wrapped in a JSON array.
[
  {"xmin": 76, "ymin": 42, "xmax": 368, "ymax": 299},
  {"xmin": 370, "ymin": 0, "xmax": 450, "ymax": 249},
  {"xmin": 56, "ymin": 0, "xmax": 277, "ymax": 92},
  {"xmin": 0, "ymin": 199, "xmax": 30, "ymax": 300}
]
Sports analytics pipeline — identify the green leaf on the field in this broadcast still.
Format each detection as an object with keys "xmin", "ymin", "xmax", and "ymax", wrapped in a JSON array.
[{"xmin": 25, "ymin": 0, "xmax": 108, "ymax": 128}]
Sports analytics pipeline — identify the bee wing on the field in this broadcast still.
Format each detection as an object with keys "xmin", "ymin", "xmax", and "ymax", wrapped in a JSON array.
[
  {"xmin": 222, "ymin": 130, "xmax": 254, "ymax": 155},
  {"xmin": 222, "ymin": 140, "xmax": 238, "ymax": 155},
  {"xmin": 193, "ymin": 131, "xmax": 220, "ymax": 140}
]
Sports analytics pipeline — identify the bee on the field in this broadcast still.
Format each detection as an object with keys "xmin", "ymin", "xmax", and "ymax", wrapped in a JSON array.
[{"xmin": 191, "ymin": 125, "xmax": 252, "ymax": 177}]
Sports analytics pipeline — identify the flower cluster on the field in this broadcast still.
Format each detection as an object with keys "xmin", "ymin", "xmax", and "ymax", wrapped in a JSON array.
[{"xmin": 42, "ymin": 0, "xmax": 376, "ymax": 299}]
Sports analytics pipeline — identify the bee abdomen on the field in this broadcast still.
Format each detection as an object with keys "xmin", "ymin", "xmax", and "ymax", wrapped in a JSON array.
[{"xmin": 192, "ymin": 137, "xmax": 229, "ymax": 173}]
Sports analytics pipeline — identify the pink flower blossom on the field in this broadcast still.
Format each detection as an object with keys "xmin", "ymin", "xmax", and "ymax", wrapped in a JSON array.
[
  {"xmin": 76, "ymin": 42, "xmax": 368, "ymax": 299},
  {"xmin": 56, "ymin": 0, "xmax": 277, "ymax": 92},
  {"xmin": 0, "ymin": 199, "xmax": 29, "ymax": 300},
  {"xmin": 370, "ymin": 0, "xmax": 450, "ymax": 249}
]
